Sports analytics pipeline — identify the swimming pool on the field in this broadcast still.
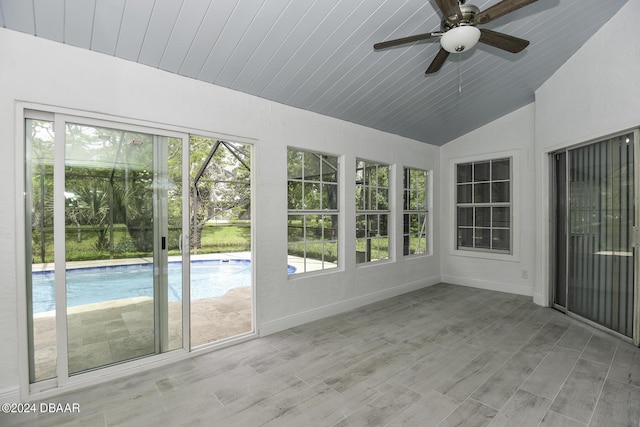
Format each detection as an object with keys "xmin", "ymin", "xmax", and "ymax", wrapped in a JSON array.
[{"xmin": 31, "ymin": 260, "xmax": 295, "ymax": 314}]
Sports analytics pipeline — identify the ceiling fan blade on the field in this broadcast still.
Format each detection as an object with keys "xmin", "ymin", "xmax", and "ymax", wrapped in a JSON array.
[
  {"xmin": 474, "ymin": 0, "xmax": 538, "ymax": 25},
  {"xmin": 434, "ymin": 0, "xmax": 462, "ymax": 20},
  {"xmin": 374, "ymin": 32, "xmax": 440, "ymax": 50},
  {"xmin": 479, "ymin": 29, "xmax": 529, "ymax": 53},
  {"xmin": 425, "ymin": 48, "xmax": 450, "ymax": 74}
]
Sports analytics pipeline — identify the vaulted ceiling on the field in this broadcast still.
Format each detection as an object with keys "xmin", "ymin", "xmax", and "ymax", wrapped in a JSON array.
[{"xmin": 0, "ymin": 0, "xmax": 627, "ymax": 145}]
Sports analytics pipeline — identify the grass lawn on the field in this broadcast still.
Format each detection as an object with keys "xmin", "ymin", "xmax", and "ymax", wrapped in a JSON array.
[
  {"xmin": 31, "ymin": 223, "xmax": 251, "ymax": 263},
  {"xmin": 195, "ymin": 222, "xmax": 251, "ymax": 254}
]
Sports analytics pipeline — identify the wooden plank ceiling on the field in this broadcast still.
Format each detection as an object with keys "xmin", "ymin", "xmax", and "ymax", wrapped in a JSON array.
[{"xmin": 0, "ymin": 0, "xmax": 627, "ymax": 145}]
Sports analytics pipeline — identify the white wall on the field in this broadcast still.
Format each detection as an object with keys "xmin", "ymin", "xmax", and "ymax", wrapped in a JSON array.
[
  {"xmin": 533, "ymin": 0, "xmax": 640, "ymax": 305},
  {"xmin": 0, "ymin": 29, "xmax": 440, "ymax": 398},
  {"xmin": 440, "ymin": 104, "xmax": 537, "ymax": 296},
  {"xmin": 438, "ymin": 1, "xmax": 639, "ymax": 305}
]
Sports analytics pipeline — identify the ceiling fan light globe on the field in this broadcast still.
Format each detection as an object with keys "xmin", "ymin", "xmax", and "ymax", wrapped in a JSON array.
[{"xmin": 441, "ymin": 25, "xmax": 481, "ymax": 53}]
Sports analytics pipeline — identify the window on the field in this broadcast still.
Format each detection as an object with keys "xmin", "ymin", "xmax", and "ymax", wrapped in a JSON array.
[
  {"xmin": 403, "ymin": 168, "xmax": 429, "ymax": 256},
  {"xmin": 355, "ymin": 160, "xmax": 390, "ymax": 264},
  {"xmin": 456, "ymin": 158, "xmax": 511, "ymax": 252},
  {"xmin": 287, "ymin": 148, "xmax": 339, "ymax": 274}
]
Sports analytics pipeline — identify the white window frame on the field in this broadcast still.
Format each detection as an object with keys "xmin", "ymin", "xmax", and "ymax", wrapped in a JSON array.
[
  {"xmin": 450, "ymin": 150, "xmax": 520, "ymax": 261},
  {"xmin": 355, "ymin": 159, "xmax": 391, "ymax": 265},
  {"xmin": 403, "ymin": 167, "xmax": 431, "ymax": 257},
  {"xmin": 287, "ymin": 147, "xmax": 340, "ymax": 275}
]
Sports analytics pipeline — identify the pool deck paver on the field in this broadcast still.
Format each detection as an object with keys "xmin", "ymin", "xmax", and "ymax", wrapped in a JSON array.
[{"xmin": 32, "ymin": 287, "xmax": 252, "ymax": 381}]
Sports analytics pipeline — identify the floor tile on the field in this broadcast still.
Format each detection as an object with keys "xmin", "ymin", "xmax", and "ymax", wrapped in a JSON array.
[
  {"xmin": 608, "ymin": 341, "xmax": 640, "ymax": 387},
  {"xmin": 520, "ymin": 346, "xmax": 581, "ymax": 399},
  {"xmin": 539, "ymin": 410, "xmax": 587, "ymax": 427},
  {"xmin": 438, "ymin": 399, "xmax": 498, "ymax": 427},
  {"xmin": 333, "ymin": 384, "xmax": 421, "ymax": 427},
  {"xmin": 556, "ymin": 323, "xmax": 592, "ymax": 352},
  {"xmin": 436, "ymin": 349, "xmax": 512, "ymax": 402},
  {"xmin": 385, "ymin": 390, "xmax": 459, "ymax": 427},
  {"xmin": 580, "ymin": 333, "xmax": 618, "ymax": 366},
  {"xmin": 589, "ymin": 378, "xmax": 640, "ymax": 427},
  {"xmin": 519, "ymin": 322, "xmax": 569, "ymax": 356},
  {"xmin": 487, "ymin": 389, "xmax": 551, "ymax": 427},
  {"xmin": 549, "ymin": 358, "xmax": 608, "ymax": 423},
  {"xmin": 470, "ymin": 362, "xmax": 535, "ymax": 410}
]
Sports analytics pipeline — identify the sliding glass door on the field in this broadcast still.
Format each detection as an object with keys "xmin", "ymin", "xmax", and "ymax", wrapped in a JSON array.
[
  {"xmin": 26, "ymin": 113, "xmax": 188, "ymax": 384},
  {"xmin": 64, "ymin": 123, "xmax": 160, "ymax": 374},
  {"xmin": 552, "ymin": 132, "xmax": 638, "ymax": 340},
  {"xmin": 24, "ymin": 109, "xmax": 255, "ymax": 391},
  {"xmin": 188, "ymin": 136, "xmax": 253, "ymax": 347}
]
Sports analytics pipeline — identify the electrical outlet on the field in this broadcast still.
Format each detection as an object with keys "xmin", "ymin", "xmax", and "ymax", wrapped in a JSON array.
[{"xmin": 521, "ymin": 270, "xmax": 528, "ymax": 279}]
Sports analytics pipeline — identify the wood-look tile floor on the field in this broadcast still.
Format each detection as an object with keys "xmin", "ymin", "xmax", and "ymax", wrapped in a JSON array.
[{"xmin": 3, "ymin": 283, "xmax": 639, "ymax": 427}]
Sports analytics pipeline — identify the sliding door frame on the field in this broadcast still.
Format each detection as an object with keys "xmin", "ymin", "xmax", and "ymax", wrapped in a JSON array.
[
  {"xmin": 550, "ymin": 129, "xmax": 640, "ymax": 346},
  {"xmin": 550, "ymin": 151, "xmax": 569, "ymax": 312},
  {"xmin": 17, "ymin": 103, "xmax": 259, "ymax": 399},
  {"xmin": 635, "ymin": 129, "xmax": 640, "ymax": 346},
  {"xmin": 17, "ymin": 104, "xmax": 193, "ymax": 396}
]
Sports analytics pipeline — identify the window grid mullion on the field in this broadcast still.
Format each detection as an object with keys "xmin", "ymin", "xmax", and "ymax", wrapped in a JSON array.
[
  {"xmin": 403, "ymin": 167, "xmax": 429, "ymax": 256},
  {"xmin": 456, "ymin": 158, "xmax": 511, "ymax": 253},
  {"xmin": 288, "ymin": 148, "xmax": 339, "ymax": 274}
]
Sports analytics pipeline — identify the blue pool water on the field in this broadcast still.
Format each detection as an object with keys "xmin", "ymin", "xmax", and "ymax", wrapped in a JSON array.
[{"xmin": 32, "ymin": 260, "xmax": 295, "ymax": 314}]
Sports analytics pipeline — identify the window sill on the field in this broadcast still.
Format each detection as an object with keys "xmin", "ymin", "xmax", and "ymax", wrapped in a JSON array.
[
  {"xmin": 355, "ymin": 258, "xmax": 395, "ymax": 269},
  {"xmin": 402, "ymin": 253, "xmax": 433, "ymax": 261},
  {"xmin": 450, "ymin": 249, "xmax": 519, "ymax": 262},
  {"xmin": 288, "ymin": 266, "xmax": 343, "ymax": 281}
]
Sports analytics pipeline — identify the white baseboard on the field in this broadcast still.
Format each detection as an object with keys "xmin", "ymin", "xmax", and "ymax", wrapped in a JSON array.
[
  {"xmin": 532, "ymin": 292, "xmax": 548, "ymax": 307},
  {"xmin": 0, "ymin": 386, "xmax": 20, "ymax": 403},
  {"xmin": 441, "ymin": 274, "xmax": 534, "ymax": 297},
  {"xmin": 258, "ymin": 275, "xmax": 441, "ymax": 336}
]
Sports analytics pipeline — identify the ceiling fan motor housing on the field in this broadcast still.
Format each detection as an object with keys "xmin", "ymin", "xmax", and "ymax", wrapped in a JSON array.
[
  {"xmin": 440, "ymin": 4, "xmax": 481, "ymax": 53},
  {"xmin": 442, "ymin": 4, "xmax": 480, "ymax": 31}
]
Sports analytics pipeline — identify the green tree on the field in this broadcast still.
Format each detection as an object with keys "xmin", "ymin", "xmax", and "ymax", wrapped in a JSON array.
[
  {"xmin": 64, "ymin": 124, "xmax": 155, "ymax": 254},
  {"xmin": 28, "ymin": 120, "xmax": 55, "ymax": 263},
  {"xmin": 190, "ymin": 137, "xmax": 251, "ymax": 250}
]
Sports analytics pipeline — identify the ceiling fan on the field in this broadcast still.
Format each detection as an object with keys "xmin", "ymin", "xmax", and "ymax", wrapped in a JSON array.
[{"xmin": 374, "ymin": 0, "xmax": 538, "ymax": 74}]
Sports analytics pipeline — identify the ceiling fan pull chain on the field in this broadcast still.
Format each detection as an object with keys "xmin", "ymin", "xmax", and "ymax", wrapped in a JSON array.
[{"xmin": 458, "ymin": 53, "xmax": 462, "ymax": 93}]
